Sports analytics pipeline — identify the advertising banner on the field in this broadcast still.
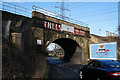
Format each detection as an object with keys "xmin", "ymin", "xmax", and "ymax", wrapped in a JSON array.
[
  {"xmin": 90, "ymin": 42, "xmax": 117, "ymax": 60},
  {"xmin": 44, "ymin": 21, "xmax": 61, "ymax": 32},
  {"xmin": 61, "ymin": 24, "xmax": 74, "ymax": 34},
  {"xmin": 74, "ymin": 29, "xmax": 86, "ymax": 36}
]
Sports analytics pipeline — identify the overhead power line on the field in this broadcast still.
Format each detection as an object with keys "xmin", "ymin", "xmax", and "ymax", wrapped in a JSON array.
[
  {"xmin": 70, "ymin": 2, "xmax": 95, "ymax": 9},
  {"xmin": 73, "ymin": 6, "xmax": 117, "ymax": 16},
  {"xmin": 79, "ymin": 10, "xmax": 117, "ymax": 18},
  {"xmin": 86, "ymin": 17, "xmax": 117, "ymax": 23}
]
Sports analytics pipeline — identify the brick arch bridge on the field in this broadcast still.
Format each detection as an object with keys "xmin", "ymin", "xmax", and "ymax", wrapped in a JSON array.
[
  {"xmin": 32, "ymin": 11, "xmax": 90, "ymax": 64},
  {"xmin": 2, "ymin": 10, "xmax": 90, "ymax": 64}
]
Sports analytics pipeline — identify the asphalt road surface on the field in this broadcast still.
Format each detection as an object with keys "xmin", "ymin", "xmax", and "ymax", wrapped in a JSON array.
[{"xmin": 48, "ymin": 59, "xmax": 83, "ymax": 80}]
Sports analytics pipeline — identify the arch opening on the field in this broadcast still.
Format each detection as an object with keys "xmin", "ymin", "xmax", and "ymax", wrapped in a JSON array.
[
  {"xmin": 46, "ymin": 38, "xmax": 82, "ymax": 64},
  {"xmin": 46, "ymin": 43, "xmax": 64, "ymax": 60}
]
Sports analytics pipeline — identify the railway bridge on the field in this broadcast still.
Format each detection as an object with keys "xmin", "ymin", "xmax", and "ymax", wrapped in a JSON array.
[{"xmin": 2, "ymin": 9, "xmax": 90, "ymax": 64}]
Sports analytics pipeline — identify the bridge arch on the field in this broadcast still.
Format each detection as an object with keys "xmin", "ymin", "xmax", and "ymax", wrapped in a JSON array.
[
  {"xmin": 32, "ymin": 11, "xmax": 90, "ymax": 64},
  {"xmin": 46, "ymin": 38, "xmax": 82, "ymax": 64}
]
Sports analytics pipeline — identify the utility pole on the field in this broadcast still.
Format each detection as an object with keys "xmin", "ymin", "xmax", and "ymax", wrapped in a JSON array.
[{"xmin": 55, "ymin": 0, "xmax": 70, "ymax": 20}]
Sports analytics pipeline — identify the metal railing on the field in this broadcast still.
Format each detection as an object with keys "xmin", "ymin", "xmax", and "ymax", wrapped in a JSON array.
[
  {"xmin": 32, "ymin": 5, "xmax": 88, "ymax": 27},
  {"xmin": 1, "ymin": 2, "xmax": 32, "ymax": 18},
  {"xmin": 0, "ymin": 2, "xmax": 88, "ymax": 27}
]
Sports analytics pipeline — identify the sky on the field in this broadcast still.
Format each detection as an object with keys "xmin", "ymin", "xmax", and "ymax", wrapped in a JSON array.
[
  {"xmin": 5, "ymin": 1, "xmax": 118, "ymax": 37},
  {"xmin": 2, "ymin": 0, "xmax": 120, "ymax": 2}
]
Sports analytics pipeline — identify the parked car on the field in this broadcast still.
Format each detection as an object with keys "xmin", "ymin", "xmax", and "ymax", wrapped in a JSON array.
[{"xmin": 79, "ymin": 60, "xmax": 120, "ymax": 80}]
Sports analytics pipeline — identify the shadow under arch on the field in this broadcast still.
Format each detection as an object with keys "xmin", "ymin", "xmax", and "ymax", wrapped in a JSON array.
[{"xmin": 52, "ymin": 38, "xmax": 82, "ymax": 64}]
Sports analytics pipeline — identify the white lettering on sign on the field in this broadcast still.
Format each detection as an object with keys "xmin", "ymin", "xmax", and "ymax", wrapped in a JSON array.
[
  {"xmin": 61, "ymin": 24, "xmax": 74, "ymax": 34},
  {"xmin": 74, "ymin": 29, "xmax": 86, "ymax": 36},
  {"xmin": 44, "ymin": 21, "xmax": 61, "ymax": 32},
  {"xmin": 44, "ymin": 21, "xmax": 86, "ymax": 37}
]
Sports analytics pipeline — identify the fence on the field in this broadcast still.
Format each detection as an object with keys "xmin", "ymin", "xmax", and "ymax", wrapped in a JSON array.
[
  {"xmin": 0, "ymin": 2, "xmax": 32, "ymax": 18},
  {"xmin": 0, "ymin": 2, "xmax": 88, "ymax": 27}
]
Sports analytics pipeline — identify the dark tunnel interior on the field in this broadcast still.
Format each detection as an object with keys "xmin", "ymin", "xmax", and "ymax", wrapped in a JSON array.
[{"xmin": 53, "ymin": 38, "xmax": 80, "ymax": 62}]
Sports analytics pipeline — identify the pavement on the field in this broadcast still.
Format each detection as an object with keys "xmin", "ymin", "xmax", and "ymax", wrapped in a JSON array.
[{"xmin": 47, "ymin": 58, "xmax": 83, "ymax": 80}]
